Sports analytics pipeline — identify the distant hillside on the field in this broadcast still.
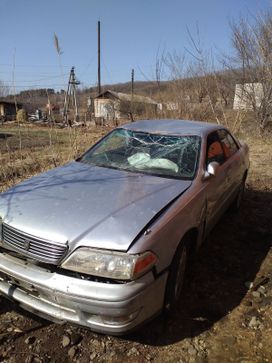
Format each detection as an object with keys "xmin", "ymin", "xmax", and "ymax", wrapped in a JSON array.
[
  {"xmin": 1, "ymin": 68, "xmax": 244, "ymax": 113},
  {"xmin": 86, "ymin": 80, "xmax": 170, "ymax": 99}
]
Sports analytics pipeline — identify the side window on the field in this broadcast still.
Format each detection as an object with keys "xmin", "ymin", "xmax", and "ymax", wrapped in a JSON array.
[
  {"xmin": 206, "ymin": 132, "xmax": 225, "ymax": 165},
  {"xmin": 218, "ymin": 130, "xmax": 239, "ymax": 159}
]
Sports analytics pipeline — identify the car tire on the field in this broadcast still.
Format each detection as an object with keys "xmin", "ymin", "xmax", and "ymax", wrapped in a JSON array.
[{"xmin": 164, "ymin": 240, "xmax": 190, "ymax": 313}]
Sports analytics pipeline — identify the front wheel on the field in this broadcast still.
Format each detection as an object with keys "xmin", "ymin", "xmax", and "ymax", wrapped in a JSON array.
[{"xmin": 164, "ymin": 242, "xmax": 189, "ymax": 312}]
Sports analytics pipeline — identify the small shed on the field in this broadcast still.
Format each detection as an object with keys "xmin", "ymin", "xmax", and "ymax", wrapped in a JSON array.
[
  {"xmin": 93, "ymin": 90, "xmax": 158, "ymax": 120},
  {"xmin": 0, "ymin": 100, "xmax": 22, "ymax": 121}
]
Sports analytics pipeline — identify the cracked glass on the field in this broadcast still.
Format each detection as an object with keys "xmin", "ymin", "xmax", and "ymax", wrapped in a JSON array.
[{"xmin": 79, "ymin": 128, "xmax": 201, "ymax": 179}]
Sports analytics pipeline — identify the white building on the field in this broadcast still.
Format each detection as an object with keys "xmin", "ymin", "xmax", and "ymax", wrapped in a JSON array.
[
  {"xmin": 233, "ymin": 83, "xmax": 264, "ymax": 110},
  {"xmin": 93, "ymin": 90, "xmax": 158, "ymax": 120}
]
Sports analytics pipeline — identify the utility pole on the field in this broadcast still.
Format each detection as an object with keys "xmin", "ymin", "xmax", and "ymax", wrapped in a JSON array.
[
  {"xmin": 97, "ymin": 21, "xmax": 101, "ymax": 95},
  {"xmin": 131, "ymin": 68, "xmax": 134, "ymax": 99},
  {"xmin": 130, "ymin": 68, "xmax": 135, "ymax": 122},
  {"xmin": 63, "ymin": 66, "xmax": 80, "ymax": 125}
]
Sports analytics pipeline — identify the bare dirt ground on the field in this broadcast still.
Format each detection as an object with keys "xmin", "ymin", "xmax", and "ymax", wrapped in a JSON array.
[{"xmin": 0, "ymin": 125, "xmax": 271, "ymax": 363}]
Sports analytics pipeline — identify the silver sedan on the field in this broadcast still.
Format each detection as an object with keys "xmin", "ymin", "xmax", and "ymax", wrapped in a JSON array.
[{"xmin": 0, "ymin": 119, "xmax": 249, "ymax": 334}]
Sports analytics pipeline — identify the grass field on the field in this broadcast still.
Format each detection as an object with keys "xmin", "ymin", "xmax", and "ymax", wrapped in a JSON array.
[{"xmin": 0, "ymin": 124, "xmax": 109, "ymax": 192}]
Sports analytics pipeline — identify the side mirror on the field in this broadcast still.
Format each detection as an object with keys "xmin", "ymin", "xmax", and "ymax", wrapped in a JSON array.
[{"xmin": 203, "ymin": 161, "xmax": 220, "ymax": 180}]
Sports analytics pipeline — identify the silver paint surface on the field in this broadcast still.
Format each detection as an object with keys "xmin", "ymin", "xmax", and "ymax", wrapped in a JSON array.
[{"xmin": 0, "ymin": 161, "xmax": 191, "ymax": 251}]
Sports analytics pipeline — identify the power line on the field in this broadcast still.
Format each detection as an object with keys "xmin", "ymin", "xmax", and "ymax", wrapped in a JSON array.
[
  {"xmin": 5, "ymin": 83, "xmax": 68, "ymax": 89},
  {"xmin": 102, "ymin": 59, "xmax": 113, "ymax": 84},
  {"xmin": 0, "ymin": 74, "xmax": 70, "ymax": 83},
  {"xmin": 0, "ymin": 63, "xmax": 71, "ymax": 68},
  {"xmin": 78, "ymin": 55, "xmax": 96, "ymax": 78}
]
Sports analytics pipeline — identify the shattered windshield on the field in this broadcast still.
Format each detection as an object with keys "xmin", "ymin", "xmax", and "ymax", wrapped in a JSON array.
[{"xmin": 80, "ymin": 128, "xmax": 201, "ymax": 179}]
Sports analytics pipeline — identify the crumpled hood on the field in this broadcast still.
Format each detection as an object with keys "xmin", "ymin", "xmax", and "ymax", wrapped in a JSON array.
[{"xmin": 0, "ymin": 162, "xmax": 191, "ymax": 251}]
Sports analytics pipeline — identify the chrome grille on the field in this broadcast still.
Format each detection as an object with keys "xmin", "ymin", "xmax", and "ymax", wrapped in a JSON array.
[{"xmin": 2, "ymin": 223, "xmax": 67, "ymax": 265}]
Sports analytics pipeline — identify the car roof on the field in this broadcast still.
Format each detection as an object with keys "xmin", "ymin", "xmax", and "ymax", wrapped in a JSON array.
[{"xmin": 120, "ymin": 119, "xmax": 223, "ymax": 137}]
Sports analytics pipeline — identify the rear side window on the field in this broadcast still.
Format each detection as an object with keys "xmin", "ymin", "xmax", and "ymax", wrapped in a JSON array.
[
  {"xmin": 217, "ymin": 130, "xmax": 239, "ymax": 159},
  {"xmin": 206, "ymin": 132, "xmax": 225, "ymax": 165}
]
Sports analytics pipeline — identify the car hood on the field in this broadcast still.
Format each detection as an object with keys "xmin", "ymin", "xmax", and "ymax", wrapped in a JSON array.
[{"xmin": 0, "ymin": 162, "xmax": 191, "ymax": 251}]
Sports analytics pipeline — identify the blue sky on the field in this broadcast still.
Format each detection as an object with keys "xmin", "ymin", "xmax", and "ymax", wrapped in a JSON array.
[{"xmin": 0, "ymin": 0, "xmax": 270, "ymax": 92}]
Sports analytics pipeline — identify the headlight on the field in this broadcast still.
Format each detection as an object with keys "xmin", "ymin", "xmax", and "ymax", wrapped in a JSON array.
[{"xmin": 61, "ymin": 248, "xmax": 157, "ymax": 280}]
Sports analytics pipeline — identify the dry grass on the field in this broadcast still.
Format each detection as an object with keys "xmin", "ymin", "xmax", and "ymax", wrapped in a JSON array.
[
  {"xmin": 245, "ymin": 136, "xmax": 272, "ymax": 189},
  {"xmin": 0, "ymin": 124, "xmax": 110, "ymax": 192},
  {"xmin": 1, "ymin": 122, "xmax": 271, "ymax": 193}
]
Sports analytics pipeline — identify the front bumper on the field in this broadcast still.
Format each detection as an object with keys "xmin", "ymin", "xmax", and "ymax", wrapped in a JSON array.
[{"xmin": 0, "ymin": 252, "xmax": 168, "ymax": 334}]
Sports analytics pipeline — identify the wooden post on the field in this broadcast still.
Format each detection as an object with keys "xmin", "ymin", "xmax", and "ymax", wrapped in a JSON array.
[
  {"xmin": 98, "ymin": 21, "xmax": 101, "ymax": 95},
  {"xmin": 130, "ymin": 68, "xmax": 134, "ymax": 122}
]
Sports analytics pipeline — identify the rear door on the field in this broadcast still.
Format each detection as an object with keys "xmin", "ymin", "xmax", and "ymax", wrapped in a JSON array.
[
  {"xmin": 217, "ymin": 129, "xmax": 242, "ymax": 199},
  {"xmin": 205, "ymin": 131, "xmax": 229, "ymax": 229}
]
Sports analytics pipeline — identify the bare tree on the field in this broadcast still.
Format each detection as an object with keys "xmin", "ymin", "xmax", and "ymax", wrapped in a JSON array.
[
  {"xmin": 0, "ymin": 81, "xmax": 10, "ymax": 97},
  {"xmin": 228, "ymin": 12, "xmax": 272, "ymax": 129},
  {"xmin": 163, "ymin": 26, "xmax": 224, "ymax": 124},
  {"xmin": 213, "ymin": 72, "xmax": 235, "ymax": 107}
]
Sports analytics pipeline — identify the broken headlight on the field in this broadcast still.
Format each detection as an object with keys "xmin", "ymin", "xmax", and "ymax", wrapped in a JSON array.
[{"xmin": 61, "ymin": 248, "xmax": 157, "ymax": 280}]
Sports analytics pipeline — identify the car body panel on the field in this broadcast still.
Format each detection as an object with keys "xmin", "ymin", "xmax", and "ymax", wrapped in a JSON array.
[
  {"xmin": 0, "ymin": 252, "xmax": 168, "ymax": 334},
  {"xmin": 120, "ymin": 119, "xmax": 221, "ymax": 136},
  {"xmin": 0, "ymin": 161, "xmax": 191, "ymax": 252}
]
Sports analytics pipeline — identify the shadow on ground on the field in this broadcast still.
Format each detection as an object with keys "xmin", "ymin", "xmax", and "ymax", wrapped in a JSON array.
[
  {"xmin": 0, "ymin": 297, "xmax": 52, "ymax": 346},
  {"xmin": 0, "ymin": 133, "xmax": 12, "ymax": 140},
  {"xmin": 128, "ymin": 186, "xmax": 272, "ymax": 345},
  {"xmin": 0, "ymin": 297, "xmax": 13, "ymax": 314}
]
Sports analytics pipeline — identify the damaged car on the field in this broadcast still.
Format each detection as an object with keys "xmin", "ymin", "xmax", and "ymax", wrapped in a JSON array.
[{"xmin": 0, "ymin": 119, "xmax": 249, "ymax": 334}]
